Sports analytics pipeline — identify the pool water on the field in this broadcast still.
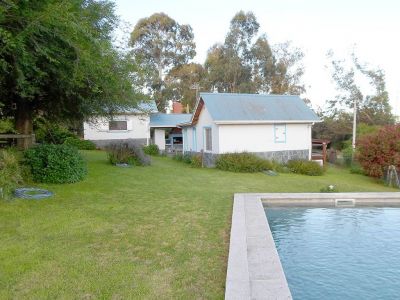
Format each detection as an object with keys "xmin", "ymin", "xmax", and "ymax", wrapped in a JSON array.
[{"xmin": 265, "ymin": 207, "xmax": 400, "ymax": 300}]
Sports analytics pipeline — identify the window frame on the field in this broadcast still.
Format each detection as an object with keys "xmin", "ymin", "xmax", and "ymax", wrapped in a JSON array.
[
  {"xmin": 108, "ymin": 120, "xmax": 128, "ymax": 131},
  {"xmin": 203, "ymin": 127, "xmax": 212, "ymax": 152},
  {"xmin": 274, "ymin": 123, "xmax": 287, "ymax": 143}
]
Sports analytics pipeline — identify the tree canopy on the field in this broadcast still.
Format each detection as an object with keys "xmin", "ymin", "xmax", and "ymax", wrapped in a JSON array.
[
  {"xmin": 205, "ymin": 11, "xmax": 305, "ymax": 95},
  {"xmin": 129, "ymin": 12, "xmax": 196, "ymax": 110},
  {"xmin": 0, "ymin": 0, "xmax": 141, "ymax": 144}
]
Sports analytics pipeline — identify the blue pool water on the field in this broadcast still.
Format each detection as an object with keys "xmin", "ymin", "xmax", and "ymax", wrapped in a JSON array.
[{"xmin": 265, "ymin": 207, "xmax": 400, "ymax": 300}]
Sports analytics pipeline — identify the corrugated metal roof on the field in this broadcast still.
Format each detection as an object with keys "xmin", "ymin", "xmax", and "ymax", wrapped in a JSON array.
[
  {"xmin": 200, "ymin": 93, "xmax": 320, "ymax": 122},
  {"xmin": 119, "ymin": 100, "xmax": 158, "ymax": 114},
  {"xmin": 150, "ymin": 113, "xmax": 192, "ymax": 127}
]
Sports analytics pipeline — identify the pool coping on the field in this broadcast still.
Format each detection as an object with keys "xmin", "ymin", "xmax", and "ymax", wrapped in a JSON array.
[{"xmin": 225, "ymin": 192, "xmax": 400, "ymax": 300}]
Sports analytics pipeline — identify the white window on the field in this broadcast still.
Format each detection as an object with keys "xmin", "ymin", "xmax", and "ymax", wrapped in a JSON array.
[
  {"xmin": 109, "ymin": 120, "xmax": 127, "ymax": 131},
  {"xmin": 204, "ymin": 127, "xmax": 212, "ymax": 152},
  {"xmin": 274, "ymin": 124, "xmax": 286, "ymax": 143}
]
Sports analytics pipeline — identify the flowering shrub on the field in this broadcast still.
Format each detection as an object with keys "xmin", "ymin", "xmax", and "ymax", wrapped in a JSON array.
[{"xmin": 356, "ymin": 125, "xmax": 400, "ymax": 177}]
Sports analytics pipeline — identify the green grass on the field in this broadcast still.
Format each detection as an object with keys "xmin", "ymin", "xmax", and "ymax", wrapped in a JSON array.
[{"xmin": 0, "ymin": 151, "xmax": 396, "ymax": 299}]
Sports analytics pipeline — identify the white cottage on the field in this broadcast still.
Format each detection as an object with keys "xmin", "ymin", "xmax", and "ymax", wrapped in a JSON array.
[
  {"xmin": 83, "ymin": 101, "xmax": 192, "ymax": 149},
  {"xmin": 179, "ymin": 93, "xmax": 321, "ymax": 166}
]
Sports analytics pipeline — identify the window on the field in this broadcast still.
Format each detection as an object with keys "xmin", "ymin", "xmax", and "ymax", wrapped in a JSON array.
[
  {"xmin": 109, "ymin": 120, "xmax": 127, "ymax": 131},
  {"xmin": 274, "ymin": 124, "xmax": 286, "ymax": 143},
  {"xmin": 192, "ymin": 128, "xmax": 197, "ymax": 151},
  {"xmin": 204, "ymin": 127, "xmax": 212, "ymax": 151}
]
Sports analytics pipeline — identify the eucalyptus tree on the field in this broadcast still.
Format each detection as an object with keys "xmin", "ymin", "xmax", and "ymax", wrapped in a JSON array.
[
  {"xmin": 0, "ymin": 0, "xmax": 141, "ymax": 147},
  {"xmin": 129, "ymin": 13, "xmax": 196, "ymax": 110}
]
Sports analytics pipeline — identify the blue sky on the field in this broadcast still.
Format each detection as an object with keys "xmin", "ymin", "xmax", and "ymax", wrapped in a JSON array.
[{"xmin": 114, "ymin": 0, "xmax": 400, "ymax": 114}]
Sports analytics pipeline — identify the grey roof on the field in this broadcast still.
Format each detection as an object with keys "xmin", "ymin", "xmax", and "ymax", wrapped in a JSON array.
[
  {"xmin": 150, "ymin": 113, "xmax": 192, "ymax": 127},
  {"xmin": 119, "ymin": 100, "xmax": 158, "ymax": 114},
  {"xmin": 199, "ymin": 93, "xmax": 320, "ymax": 122}
]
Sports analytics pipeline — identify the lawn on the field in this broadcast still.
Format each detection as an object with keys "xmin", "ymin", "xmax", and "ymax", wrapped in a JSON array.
[{"xmin": 0, "ymin": 151, "xmax": 396, "ymax": 299}]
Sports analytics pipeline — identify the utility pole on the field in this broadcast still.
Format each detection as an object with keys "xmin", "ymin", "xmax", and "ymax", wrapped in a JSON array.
[
  {"xmin": 352, "ymin": 96, "xmax": 357, "ymax": 152},
  {"xmin": 191, "ymin": 83, "xmax": 201, "ymax": 101}
]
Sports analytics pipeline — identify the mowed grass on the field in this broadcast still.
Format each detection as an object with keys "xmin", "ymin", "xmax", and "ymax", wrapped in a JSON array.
[{"xmin": 0, "ymin": 151, "xmax": 396, "ymax": 299}]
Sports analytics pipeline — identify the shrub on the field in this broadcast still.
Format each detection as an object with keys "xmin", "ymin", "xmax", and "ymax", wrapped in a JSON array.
[
  {"xmin": 357, "ymin": 125, "xmax": 400, "ymax": 178},
  {"xmin": 24, "ymin": 144, "xmax": 87, "ymax": 183},
  {"xmin": 215, "ymin": 152, "xmax": 273, "ymax": 173},
  {"xmin": 143, "ymin": 144, "xmax": 159, "ymax": 156},
  {"xmin": 286, "ymin": 159, "xmax": 324, "ymax": 176},
  {"xmin": 64, "ymin": 137, "xmax": 96, "ymax": 150},
  {"xmin": 342, "ymin": 146, "xmax": 354, "ymax": 167},
  {"xmin": 34, "ymin": 118, "xmax": 75, "ymax": 144},
  {"xmin": 106, "ymin": 142, "xmax": 150, "ymax": 166},
  {"xmin": 172, "ymin": 153, "xmax": 183, "ymax": 162},
  {"xmin": 182, "ymin": 153, "xmax": 192, "ymax": 164},
  {"xmin": 0, "ymin": 149, "xmax": 24, "ymax": 198},
  {"xmin": 349, "ymin": 163, "xmax": 365, "ymax": 175},
  {"xmin": 190, "ymin": 154, "xmax": 202, "ymax": 168}
]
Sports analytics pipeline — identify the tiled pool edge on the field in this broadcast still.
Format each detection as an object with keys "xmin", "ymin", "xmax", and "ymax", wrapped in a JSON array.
[
  {"xmin": 225, "ymin": 194, "xmax": 292, "ymax": 300},
  {"xmin": 225, "ymin": 192, "xmax": 400, "ymax": 300}
]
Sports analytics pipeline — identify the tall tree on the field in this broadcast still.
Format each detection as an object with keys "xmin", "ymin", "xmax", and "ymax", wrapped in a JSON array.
[
  {"xmin": 205, "ymin": 11, "xmax": 259, "ymax": 93},
  {"xmin": 164, "ymin": 63, "xmax": 207, "ymax": 111},
  {"xmin": 0, "ymin": 0, "xmax": 140, "ymax": 147},
  {"xmin": 129, "ymin": 13, "xmax": 196, "ymax": 110},
  {"xmin": 327, "ymin": 51, "xmax": 394, "ymax": 125},
  {"xmin": 204, "ymin": 11, "xmax": 306, "ymax": 95}
]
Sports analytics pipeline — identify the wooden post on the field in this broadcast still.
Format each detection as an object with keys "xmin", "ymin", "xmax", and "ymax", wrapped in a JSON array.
[{"xmin": 322, "ymin": 142, "xmax": 327, "ymax": 164}]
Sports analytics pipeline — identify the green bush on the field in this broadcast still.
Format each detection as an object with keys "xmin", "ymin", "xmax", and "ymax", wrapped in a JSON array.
[
  {"xmin": 342, "ymin": 146, "xmax": 354, "ymax": 167},
  {"xmin": 34, "ymin": 118, "xmax": 75, "ymax": 144},
  {"xmin": 190, "ymin": 154, "xmax": 202, "ymax": 168},
  {"xmin": 287, "ymin": 159, "xmax": 324, "ymax": 176},
  {"xmin": 24, "ymin": 144, "xmax": 87, "ymax": 183},
  {"xmin": 106, "ymin": 142, "xmax": 150, "ymax": 166},
  {"xmin": 349, "ymin": 163, "xmax": 365, "ymax": 175},
  {"xmin": 143, "ymin": 144, "xmax": 159, "ymax": 156},
  {"xmin": 215, "ymin": 152, "xmax": 273, "ymax": 173},
  {"xmin": 172, "ymin": 153, "xmax": 183, "ymax": 162},
  {"xmin": 0, "ymin": 149, "xmax": 24, "ymax": 198},
  {"xmin": 64, "ymin": 137, "xmax": 96, "ymax": 150}
]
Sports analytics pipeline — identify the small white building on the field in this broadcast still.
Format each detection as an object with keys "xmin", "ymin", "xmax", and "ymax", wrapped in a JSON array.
[
  {"xmin": 179, "ymin": 93, "xmax": 321, "ymax": 166},
  {"xmin": 83, "ymin": 101, "xmax": 191, "ymax": 149}
]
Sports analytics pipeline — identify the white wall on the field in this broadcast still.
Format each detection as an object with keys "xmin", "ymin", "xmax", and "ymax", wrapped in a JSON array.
[
  {"xmin": 218, "ymin": 123, "xmax": 312, "ymax": 154},
  {"xmin": 84, "ymin": 114, "xmax": 150, "ymax": 141},
  {"xmin": 186, "ymin": 106, "xmax": 219, "ymax": 154},
  {"xmin": 154, "ymin": 129, "xmax": 165, "ymax": 150}
]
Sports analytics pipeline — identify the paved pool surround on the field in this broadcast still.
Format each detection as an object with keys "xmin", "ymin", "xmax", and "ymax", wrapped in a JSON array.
[{"xmin": 225, "ymin": 192, "xmax": 400, "ymax": 300}]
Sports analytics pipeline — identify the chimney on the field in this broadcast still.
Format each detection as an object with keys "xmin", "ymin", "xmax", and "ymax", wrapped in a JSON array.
[{"xmin": 172, "ymin": 101, "xmax": 184, "ymax": 114}]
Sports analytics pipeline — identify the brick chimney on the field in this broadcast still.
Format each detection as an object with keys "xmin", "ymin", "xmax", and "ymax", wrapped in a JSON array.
[{"xmin": 172, "ymin": 101, "xmax": 183, "ymax": 114}]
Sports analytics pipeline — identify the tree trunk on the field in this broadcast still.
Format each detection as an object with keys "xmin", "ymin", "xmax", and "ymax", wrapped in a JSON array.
[{"xmin": 15, "ymin": 101, "xmax": 34, "ymax": 149}]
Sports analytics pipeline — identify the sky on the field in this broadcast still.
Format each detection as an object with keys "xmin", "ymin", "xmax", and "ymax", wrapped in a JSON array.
[{"xmin": 114, "ymin": 0, "xmax": 400, "ymax": 115}]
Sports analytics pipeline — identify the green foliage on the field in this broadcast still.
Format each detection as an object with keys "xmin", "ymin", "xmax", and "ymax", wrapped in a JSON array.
[
  {"xmin": 0, "ymin": 149, "xmax": 24, "ymax": 198},
  {"xmin": 1, "ymin": 0, "xmax": 142, "ymax": 135},
  {"xmin": 130, "ymin": 12, "xmax": 196, "ymax": 110},
  {"xmin": 35, "ymin": 120, "xmax": 75, "ymax": 144},
  {"xmin": 326, "ymin": 51, "xmax": 394, "ymax": 126},
  {"xmin": 342, "ymin": 146, "xmax": 354, "ymax": 167},
  {"xmin": 286, "ymin": 160, "xmax": 324, "ymax": 176},
  {"xmin": 356, "ymin": 125, "xmax": 400, "ymax": 177},
  {"xmin": 106, "ymin": 143, "xmax": 150, "ymax": 166},
  {"xmin": 172, "ymin": 153, "xmax": 184, "ymax": 162},
  {"xmin": 215, "ymin": 152, "xmax": 273, "ymax": 173},
  {"xmin": 0, "ymin": 119, "xmax": 15, "ymax": 133},
  {"xmin": 24, "ymin": 144, "xmax": 87, "ymax": 183},
  {"xmin": 190, "ymin": 154, "xmax": 203, "ymax": 168},
  {"xmin": 320, "ymin": 185, "xmax": 339, "ymax": 193},
  {"xmin": 143, "ymin": 144, "xmax": 159, "ymax": 156},
  {"xmin": 64, "ymin": 137, "xmax": 96, "ymax": 150},
  {"xmin": 205, "ymin": 11, "xmax": 305, "ymax": 94},
  {"xmin": 349, "ymin": 163, "xmax": 365, "ymax": 175}
]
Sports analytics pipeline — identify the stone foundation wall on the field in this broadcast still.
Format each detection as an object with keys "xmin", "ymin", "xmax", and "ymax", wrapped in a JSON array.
[
  {"xmin": 90, "ymin": 138, "xmax": 148, "ymax": 149},
  {"xmin": 185, "ymin": 149, "xmax": 309, "ymax": 168}
]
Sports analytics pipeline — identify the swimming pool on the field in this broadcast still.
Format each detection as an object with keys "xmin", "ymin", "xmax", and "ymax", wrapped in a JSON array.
[{"xmin": 265, "ymin": 207, "xmax": 400, "ymax": 300}]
